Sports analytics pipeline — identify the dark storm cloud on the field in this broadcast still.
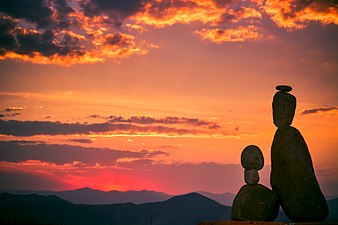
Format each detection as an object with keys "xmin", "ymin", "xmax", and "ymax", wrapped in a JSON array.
[
  {"xmin": 17, "ymin": 29, "xmax": 82, "ymax": 57},
  {"xmin": 0, "ymin": 119, "xmax": 195, "ymax": 136},
  {"xmin": 0, "ymin": 18, "xmax": 83, "ymax": 57},
  {"xmin": 0, "ymin": 140, "xmax": 167, "ymax": 165},
  {"xmin": 301, "ymin": 106, "xmax": 338, "ymax": 115},
  {"xmin": 0, "ymin": 0, "xmax": 54, "ymax": 28},
  {"xmin": 0, "ymin": 0, "xmax": 77, "ymax": 29},
  {"xmin": 53, "ymin": 0, "xmax": 75, "ymax": 15},
  {"xmin": 78, "ymin": 0, "xmax": 149, "ymax": 28},
  {"xmin": 0, "ymin": 16, "xmax": 17, "ymax": 54},
  {"xmin": 0, "ymin": 0, "xmax": 83, "ymax": 58},
  {"xmin": 80, "ymin": 0, "xmax": 147, "ymax": 17},
  {"xmin": 0, "ymin": 0, "xmax": 147, "ymax": 64}
]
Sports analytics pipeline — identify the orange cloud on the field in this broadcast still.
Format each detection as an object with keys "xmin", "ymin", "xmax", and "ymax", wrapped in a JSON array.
[
  {"xmin": 262, "ymin": 0, "xmax": 338, "ymax": 30},
  {"xmin": 133, "ymin": 0, "xmax": 224, "ymax": 27},
  {"xmin": 132, "ymin": 0, "xmax": 263, "ymax": 27},
  {"xmin": 0, "ymin": 12, "xmax": 148, "ymax": 66},
  {"xmin": 197, "ymin": 25, "xmax": 264, "ymax": 43},
  {"xmin": 1, "ymin": 0, "xmax": 336, "ymax": 66},
  {"xmin": 224, "ymin": 6, "xmax": 262, "ymax": 23}
]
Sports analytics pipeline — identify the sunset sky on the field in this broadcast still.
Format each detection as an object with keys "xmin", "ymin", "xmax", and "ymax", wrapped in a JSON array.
[{"xmin": 0, "ymin": 0, "xmax": 337, "ymax": 196}]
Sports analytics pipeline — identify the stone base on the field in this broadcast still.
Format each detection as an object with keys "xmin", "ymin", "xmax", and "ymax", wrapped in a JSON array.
[{"xmin": 198, "ymin": 221, "xmax": 338, "ymax": 225}]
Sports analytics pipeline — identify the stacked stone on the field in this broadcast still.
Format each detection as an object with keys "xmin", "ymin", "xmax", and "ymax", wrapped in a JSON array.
[
  {"xmin": 241, "ymin": 145, "xmax": 263, "ymax": 185},
  {"xmin": 231, "ymin": 145, "xmax": 279, "ymax": 222},
  {"xmin": 271, "ymin": 85, "xmax": 329, "ymax": 222}
]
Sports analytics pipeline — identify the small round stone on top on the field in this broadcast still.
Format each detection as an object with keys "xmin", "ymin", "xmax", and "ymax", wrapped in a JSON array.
[
  {"xmin": 276, "ymin": 85, "xmax": 292, "ymax": 92},
  {"xmin": 241, "ymin": 145, "xmax": 264, "ymax": 170}
]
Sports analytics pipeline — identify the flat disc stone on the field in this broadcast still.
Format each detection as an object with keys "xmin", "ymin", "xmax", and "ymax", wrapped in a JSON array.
[
  {"xmin": 241, "ymin": 145, "xmax": 264, "ymax": 170},
  {"xmin": 276, "ymin": 85, "xmax": 292, "ymax": 92}
]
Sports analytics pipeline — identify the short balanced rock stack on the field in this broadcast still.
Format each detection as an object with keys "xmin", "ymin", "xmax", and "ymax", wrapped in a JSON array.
[
  {"xmin": 232, "ymin": 145, "xmax": 279, "ymax": 221},
  {"xmin": 271, "ymin": 85, "xmax": 329, "ymax": 222}
]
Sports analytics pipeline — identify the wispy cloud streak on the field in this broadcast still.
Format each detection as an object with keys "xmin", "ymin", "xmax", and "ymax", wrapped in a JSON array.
[
  {"xmin": 300, "ymin": 106, "xmax": 338, "ymax": 115},
  {"xmin": 0, "ymin": 140, "xmax": 167, "ymax": 165},
  {"xmin": 0, "ymin": 118, "xmax": 228, "ymax": 137}
]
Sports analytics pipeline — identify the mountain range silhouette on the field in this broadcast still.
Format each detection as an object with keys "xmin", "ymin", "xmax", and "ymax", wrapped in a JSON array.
[
  {"xmin": 0, "ymin": 187, "xmax": 236, "ymax": 205},
  {"xmin": 0, "ymin": 192, "xmax": 337, "ymax": 225}
]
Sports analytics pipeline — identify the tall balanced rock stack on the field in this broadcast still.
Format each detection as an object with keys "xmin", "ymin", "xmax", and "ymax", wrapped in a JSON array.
[
  {"xmin": 271, "ymin": 85, "xmax": 329, "ymax": 222},
  {"xmin": 232, "ymin": 145, "xmax": 279, "ymax": 221}
]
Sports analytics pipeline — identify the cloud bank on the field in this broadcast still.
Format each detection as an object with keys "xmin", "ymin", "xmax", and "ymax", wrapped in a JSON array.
[
  {"xmin": 0, "ymin": 140, "xmax": 167, "ymax": 165},
  {"xmin": 0, "ymin": 116, "xmax": 228, "ymax": 137},
  {"xmin": 0, "ymin": 0, "xmax": 336, "ymax": 65}
]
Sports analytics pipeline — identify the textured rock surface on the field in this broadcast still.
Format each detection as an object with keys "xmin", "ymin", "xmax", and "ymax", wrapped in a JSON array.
[
  {"xmin": 272, "ymin": 92, "xmax": 296, "ymax": 128},
  {"xmin": 231, "ymin": 184, "xmax": 279, "ymax": 222},
  {"xmin": 244, "ymin": 169, "xmax": 259, "ymax": 185},
  {"xmin": 241, "ymin": 145, "xmax": 264, "ymax": 170},
  {"xmin": 271, "ymin": 126, "xmax": 329, "ymax": 221}
]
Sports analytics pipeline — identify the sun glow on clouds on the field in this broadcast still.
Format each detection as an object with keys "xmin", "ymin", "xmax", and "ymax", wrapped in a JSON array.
[
  {"xmin": 0, "ymin": 11, "xmax": 147, "ymax": 66},
  {"xmin": 0, "ymin": 0, "xmax": 337, "ymax": 66},
  {"xmin": 0, "ymin": 115, "xmax": 242, "ymax": 139},
  {"xmin": 0, "ymin": 160, "xmax": 124, "ymax": 191},
  {"xmin": 133, "ymin": 0, "xmax": 224, "ymax": 27},
  {"xmin": 197, "ymin": 25, "xmax": 265, "ymax": 43},
  {"xmin": 262, "ymin": 0, "xmax": 338, "ymax": 30}
]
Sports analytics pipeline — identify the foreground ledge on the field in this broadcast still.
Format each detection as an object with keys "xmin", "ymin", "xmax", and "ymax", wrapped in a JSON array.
[{"xmin": 198, "ymin": 221, "xmax": 337, "ymax": 225}]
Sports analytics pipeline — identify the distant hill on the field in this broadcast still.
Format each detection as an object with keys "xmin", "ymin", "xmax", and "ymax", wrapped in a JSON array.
[
  {"xmin": 1, "ymin": 188, "xmax": 237, "ymax": 205},
  {"xmin": 198, "ymin": 191, "xmax": 235, "ymax": 206},
  {"xmin": 3, "ymin": 188, "xmax": 335, "ymax": 209},
  {"xmin": 327, "ymin": 197, "xmax": 338, "ymax": 222},
  {"xmin": 1, "ymin": 187, "xmax": 172, "ymax": 204},
  {"xmin": 0, "ymin": 192, "xmax": 231, "ymax": 225},
  {"xmin": 0, "ymin": 192, "xmax": 337, "ymax": 225}
]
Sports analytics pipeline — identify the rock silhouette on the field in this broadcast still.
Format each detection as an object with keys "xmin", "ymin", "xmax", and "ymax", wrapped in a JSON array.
[
  {"xmin": 232, "ymin": 145, "xmax": 279, "ymax": 221},
  {"xmin": 270, "ymin": 85, "xmax": 329, "ymax": 222}
]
